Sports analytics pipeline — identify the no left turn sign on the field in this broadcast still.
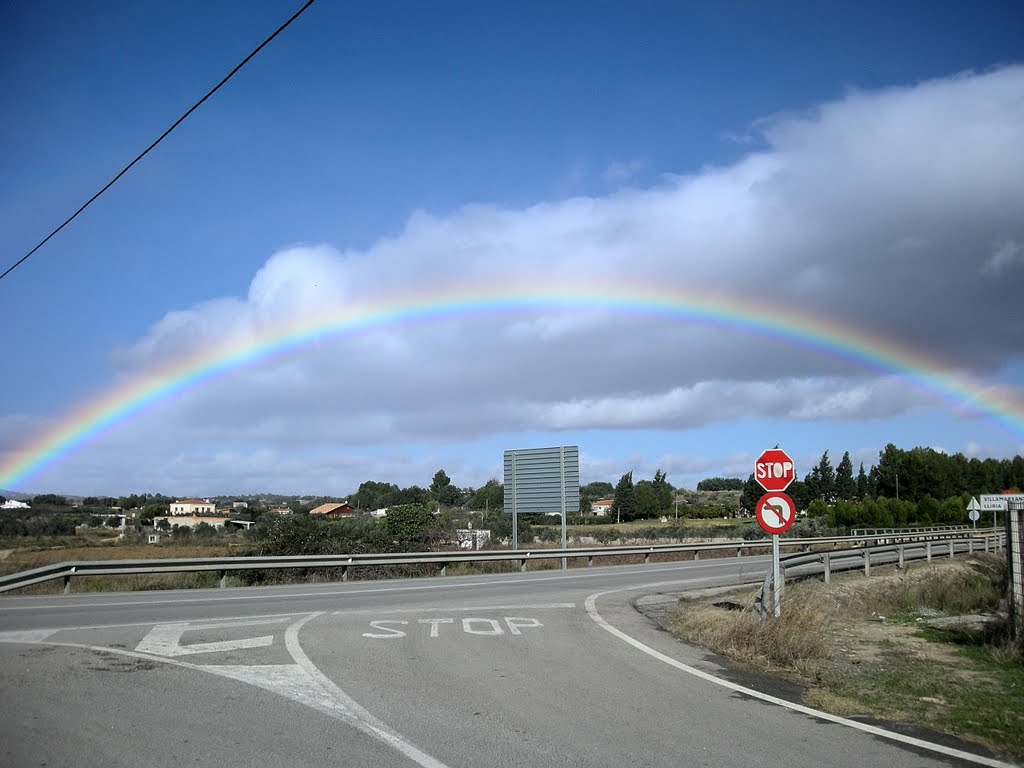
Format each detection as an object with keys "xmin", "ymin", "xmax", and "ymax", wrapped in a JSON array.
[{"xmin": 755, "ymin": 492, "xmax": 796, "ymax": 535}]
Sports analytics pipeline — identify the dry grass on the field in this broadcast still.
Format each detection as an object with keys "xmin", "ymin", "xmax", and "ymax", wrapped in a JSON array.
[{"xmin": 667, "ymin": 555, "xmax": 1023, "ymax": 760}]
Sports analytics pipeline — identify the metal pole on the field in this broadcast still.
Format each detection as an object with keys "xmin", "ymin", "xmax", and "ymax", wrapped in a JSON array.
[
  {"xmin": 560, "ymin": 446, "xmax": 567, "ymax": 570},
  {"xmin": 512, "ymin": 453, "xmax": 518, "ymax": 552},
  {"xmin": 772, "ymin": 534, "xmax": 781, "ymax": 619}
]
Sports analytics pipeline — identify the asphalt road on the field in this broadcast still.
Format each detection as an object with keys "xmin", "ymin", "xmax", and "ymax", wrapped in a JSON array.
[{"xmin": 0, "ymin": 556, "xmax": 1011, "ymax": 768}]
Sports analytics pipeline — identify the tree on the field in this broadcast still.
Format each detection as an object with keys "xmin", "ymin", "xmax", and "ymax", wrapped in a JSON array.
[
  {"xmin": 31, "ymin": 494, "xmax": 67, "ymax": 507},
  {"xmin": 835, "ymin": 452, "xmax": 855, "ymax": 500},
  {"xmin": 696, "ymin": 477, "xmax": 744, "ymax": 491},
  {"xmin": 805, "ymin": 451, "xmax": 835, "ymax": 502},
  {"xmin": 429, "ymin": 470, "xmax": 462, "ymax": 506},
  {"xmin": 384, "ymin": 504, "xmax": 435, "ymax": 545},
  {"xmin": 467, "ymin": 480, "xmax": 503, "ymax": 512},
  {"xmin": 652, "ymin": 469, "xmax": 674, "ymax": 511},
  {"xmin": 430, "ymin": 469, "xmax": 451, "ymax": 494},
  {"xmin": 739, "ymin": 474, "xmax": 762, "ymax": 514},
  {"xmin": 611, "ymin": 471, "xmax": 636, "ymax": 523},
  {"xmin": 786, "ymin": 480, "xmax": 812, "ymax": 513},
  {"xmin": 856, "ymin": 462, "xmax": 870, "ymax": 499},
  {"xmin": 193, "ymin": 521, "xmax": 217, "ymax": 539},
  {"xmin": 633, "ymin": 481, "xmax": 660, "ymax": 519},
  {"xmin": 874, "ymin": 444, "xmax": 905, "ymax": 499},
  {"xmin": 139, "ymin": 503, "xmax": 167, "ymax": 526},
  {"xmin": 352, "ymin": 481, "xmax": 400, "ymax": 511}
]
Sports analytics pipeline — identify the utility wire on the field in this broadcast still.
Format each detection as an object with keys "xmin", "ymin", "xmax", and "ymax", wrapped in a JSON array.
[{"xmin": 0, "ymin": 0, "xmax": 318, "ymax": 284}]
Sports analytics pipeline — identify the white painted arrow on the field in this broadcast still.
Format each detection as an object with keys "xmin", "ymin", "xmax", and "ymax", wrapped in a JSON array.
[{"xmin": 135, "ymin": 617, "xmax": 288, "ymax": 657}]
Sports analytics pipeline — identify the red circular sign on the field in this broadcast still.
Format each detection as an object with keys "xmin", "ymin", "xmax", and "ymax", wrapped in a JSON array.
[
  {"xmin": 754, "ymin": 448, "xmax": 795, "ymax": 492},
  {"xmin": 755, "ymin": 492, "xmax": 797, "ymax": 535}
]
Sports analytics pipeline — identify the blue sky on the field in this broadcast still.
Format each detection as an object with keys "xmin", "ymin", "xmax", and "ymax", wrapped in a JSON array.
[{"xmin": 2, "ymin": 1, "xmax": 1023, "ymax": 497}]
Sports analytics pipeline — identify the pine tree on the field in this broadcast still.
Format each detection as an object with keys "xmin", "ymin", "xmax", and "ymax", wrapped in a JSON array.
[
  {"xmin": 835, "ymin": 451, "xmax": 855, "ymax": 500},
  {"xmin": 611, "ymin": 471, "xmax": 635, "ymax": 523},
  {"xmin": 856, "ymin": 462, "xmax": 870, "ymax": 498}
]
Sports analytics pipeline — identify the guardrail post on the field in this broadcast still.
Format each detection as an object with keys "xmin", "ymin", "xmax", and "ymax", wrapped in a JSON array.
[
  {"xmin": 822, "ymin": 552, "xmax": 831, "ymax": 584},
  {"xmin": 587, "ymin": 555, "xmax": 593, "ymax": 567},
  {"xmin": 440, "ymin": 563, "xmax": 447, "ymax": 577},
  {"xmin": 693, "ymin": 551, "xmax": 700, "ymax": 561},
  {"xmin": 863, "ymin": 550, "xmax": 871, "ymax": 577},
  {"xmin": 737, "ymin": 546, "xmax": 743, "ymax": 558},
  {"xmin": 926, "ymin": 542, "xmax": 932, "ymax": 563},
  {"xmin": 520, "ymin": 559, "xmax": 527, "ymax": 573},
  {"xmin": 644, "ymin": 552, "xmax": 650, "ymax": 565},
  {"xmin": 968, "ymin": 538, "xmax": 974, "ymax": 554},
  {"xmin": 898, "ymin": 545, "xmax": 905, "ymax": 569},
  {"xmin": 219, "ymin": 570, "xmax": 227, "ymax": 588},
  {"xmin": 63, "ymin": 574, "xmax": 72, "ymax": 594},
  {"xmin": 948, "ymin": 541, "xmax": 955, "ymax": 559},
  {"xmin": 342, "ymin": 565, "xmax": 349, "ymax": 582}
]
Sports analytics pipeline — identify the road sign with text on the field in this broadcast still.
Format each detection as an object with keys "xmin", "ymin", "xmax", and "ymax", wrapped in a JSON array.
[
  {"xmin": 754, "ymin": 448, "xmax": 795, "ymax": 492},
  {"xmin": 980, "ymin": 494, "xmax": 1024, "ymax": 511}
]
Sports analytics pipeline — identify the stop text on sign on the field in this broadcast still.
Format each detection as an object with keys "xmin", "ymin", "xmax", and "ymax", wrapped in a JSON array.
[
  {"xmin": 363, "ymin": 617, "xmax": 543, "ymax": 639},
  {"xmin": 754, "ymin": 448, "xmax": 795, "ymax": 492}
]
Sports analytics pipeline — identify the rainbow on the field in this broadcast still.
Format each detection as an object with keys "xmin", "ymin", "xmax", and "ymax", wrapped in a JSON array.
[{"xmin": 1, "ymin": 279, "xmax": 1021, "ymax": 490}]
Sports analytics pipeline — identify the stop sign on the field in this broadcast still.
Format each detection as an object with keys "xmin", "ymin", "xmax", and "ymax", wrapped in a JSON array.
[{"xmin": 754, "ymin": 448, "xmax": 795, "ymax": 492}]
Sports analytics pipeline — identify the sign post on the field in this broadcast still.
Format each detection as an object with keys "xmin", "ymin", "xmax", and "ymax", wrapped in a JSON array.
[
  {"xmin": 967, "ymin": 497, "xmax": 981, "ymax": 529},
  {"xmin": 754, "ymin": 448, "xmax": 796, "ymax": 619}
]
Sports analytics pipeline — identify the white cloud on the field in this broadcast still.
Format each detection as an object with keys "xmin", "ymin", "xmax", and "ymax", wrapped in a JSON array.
[
  {"xmin": 982, "ymin": 240, "xmax": 1024, "ymax": 275},
  {"xmin": 19, "ymin": 66, "xmax": 1024, "ymax": 494},
  {"xmin": 116, "ymin": 67, "xmax": 1024, "ymax": 436}
]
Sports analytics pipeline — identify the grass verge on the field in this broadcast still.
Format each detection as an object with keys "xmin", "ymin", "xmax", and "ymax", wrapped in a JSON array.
[{"xmin": 667, "ymin": 555, "xmax": 1023, "ymax": 761}]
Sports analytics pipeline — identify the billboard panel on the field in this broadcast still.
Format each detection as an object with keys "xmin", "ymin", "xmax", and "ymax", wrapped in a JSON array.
[{"xmin": 503, "ymin": 446, "xmax": 580, "ymax": 515}]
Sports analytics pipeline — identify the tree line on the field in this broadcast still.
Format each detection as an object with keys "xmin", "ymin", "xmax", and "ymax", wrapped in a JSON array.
[{"xmin": 739, "ymin": 444, "xmax": 1023, "ymax": 528}]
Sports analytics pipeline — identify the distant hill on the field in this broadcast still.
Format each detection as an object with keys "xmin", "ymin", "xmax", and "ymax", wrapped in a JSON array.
[
  {"xmin": 0, "ymin": 489, "xmax": 84, "ymax": 503},
  {"xmin": 0, "ymin": 489, "xmax": 33, "ymax": 501}
]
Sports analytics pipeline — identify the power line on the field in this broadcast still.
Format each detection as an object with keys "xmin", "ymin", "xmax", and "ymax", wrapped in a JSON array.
[{"xmin": 0, "ymin": 0, "xmax": 318, "ymax": 284}]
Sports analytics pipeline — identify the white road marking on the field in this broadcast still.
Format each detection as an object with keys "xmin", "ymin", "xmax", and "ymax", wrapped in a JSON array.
[
  {"xmin": 135, "ymin": 617, "xmax": 288, "ymax": 657},
  {"xmin": 2, "ymin": 613, "xmax": 451, "ymax": 768},
  {"xmin": 362, "ymin": 620, "xmax": 409, "ymax": 638},
  {"xmin": 504, "ymin": 617, "xmax": 543, "ymax": 635},
  {"xmin": 362, "ymin": 616, "xmax": 546, "ymax": 639},
  {"xmin": 418, "ymin": 618, "xmax": 454, "ymax": 637},
  {"xmin": 584, "ymin": 582, "xmax": 1014, "ymax": 768},
  {"xmin": 0, "ymin": 629, "xmax": 60, "ymax": 643},
  {"xmin": 462, "ymin": 618, "xmax": 504, "ymax": 635},
  {"xmin": 283, "ymin": 613, "xmax": 450, "ymax": 768}
]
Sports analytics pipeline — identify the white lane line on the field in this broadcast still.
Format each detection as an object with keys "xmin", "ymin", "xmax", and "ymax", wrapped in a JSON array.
[
  {"xmin": 0, "ymin": 611, "xmax": 310, "ymax": 635},
  {"xmin": 332, "ymin": 602, "xmax": 576, "ymax": 616},
  {"xmin": 283, "ymin": 613, "xmax": 449, "ymax": 768},
  {"xmin": 0, "ymin": 558, "xmax": 764, "ymax": 610},
  {"xmin": 584, "ymin": 583, "xmax": 1014, "ymax": 768}
]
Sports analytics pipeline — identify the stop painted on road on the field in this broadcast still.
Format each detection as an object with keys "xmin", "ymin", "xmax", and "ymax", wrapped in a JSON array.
[{"xmin": 362, "ymin": 617, "xmax": 543, "ymax": 639}]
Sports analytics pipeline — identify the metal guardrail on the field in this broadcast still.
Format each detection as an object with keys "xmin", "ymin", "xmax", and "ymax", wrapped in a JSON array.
[
  {"xmin": 0, "ymin": 528, "xmax": 1006, "ymax": 595},
  {"xmin": 754, "ymin": 537, "xmax": 1001, "ymax": 615},
  {"xmin": 850, "ymin": 525, "xmax": 970, "ymax": 537}
]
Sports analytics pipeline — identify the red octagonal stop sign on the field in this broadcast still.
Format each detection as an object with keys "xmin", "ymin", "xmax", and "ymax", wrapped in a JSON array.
[{"xmin": 754, "ymin": 448, "xmax": 795, "ymax": 492}]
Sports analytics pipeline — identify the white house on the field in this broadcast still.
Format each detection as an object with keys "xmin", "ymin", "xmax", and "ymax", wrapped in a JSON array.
[
  {"xmin": 1, "ymin": 498, "xmax": 30, "ymax": 509},
  {"xmin": 170, "ymin": 498, "xmax": 215, "ymax": 516},
  {"xmin": 591, "ymin": 499, "xmax": 614, "ymax": 516},
  {"xmin": 154, "ymin": 514, "xmax": 231, "ymax": 530}
]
